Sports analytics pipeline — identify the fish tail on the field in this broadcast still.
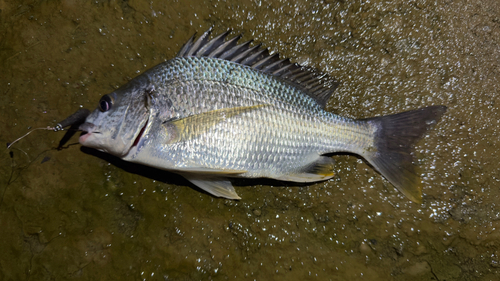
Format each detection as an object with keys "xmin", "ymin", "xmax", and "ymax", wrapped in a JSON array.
[{"xmin": 361, "ymin": 105, "xmax": 447, "ymax": 203}]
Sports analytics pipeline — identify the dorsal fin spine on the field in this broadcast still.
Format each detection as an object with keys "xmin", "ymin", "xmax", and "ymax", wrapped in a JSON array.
[
  {"xmin": 177, "ymin": 34, "xmax": 196, "ymax": 57},
  {"xmin": 306, "ymin": 80, "xmax": 322, "ymax": 89},
  {"xmin": 186, "ymin": 28, "xmax": 212, "ymax": 56},
  {"xmin": 218, "ymin": 39, "xmax": 252, "ymax": 60},
  {"xmin": 196, "ymin": 30, "xmax": 231, "ymax": 57},
  {"xmin": 309, "ymin": 83, "xmax": 324, "ymax": 93},
  {"xmin": 176, "ymin": 29, "xmax": 339, "ymax": 109},
  {"xmin": 272, "ymin": 64, "xmax": 294, "ymax": 76},
  {"xmin": 260, "ymin": 58, "xmax": 287, "ymax": 72},
  {"xmin": 231, "ymin": 43, "xmax": 262, "ymax": 63},
  {"xmin": 209, "ymin": 34, "xmax": 240, "ymax": 57},
  {"xmin": 252, "ymin": 53, "xmax": 278, "ymax": 69},
  {"xmin": 241, "ymin": 48, "xmax": 267, "ymax": 65}
]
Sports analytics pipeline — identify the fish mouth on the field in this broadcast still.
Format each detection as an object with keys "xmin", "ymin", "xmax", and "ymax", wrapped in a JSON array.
[{"xmin": 79, "ymin": 122, "xmax": 98, "ymax": 144}]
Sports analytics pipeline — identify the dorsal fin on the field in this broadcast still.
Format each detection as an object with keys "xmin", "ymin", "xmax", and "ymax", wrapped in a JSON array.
[{"xmin": 177, "ymin": 29, "xmax": 339, "ymax": 109}]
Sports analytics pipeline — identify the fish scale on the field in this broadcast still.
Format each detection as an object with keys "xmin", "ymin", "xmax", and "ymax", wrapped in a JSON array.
[
  {"xmin": 79, "ymin": 30, "xmax": 446, "ymax": 202},
  {"xmin": 141, "ymin": 58, "xmax": 354, "ymax": 174}
]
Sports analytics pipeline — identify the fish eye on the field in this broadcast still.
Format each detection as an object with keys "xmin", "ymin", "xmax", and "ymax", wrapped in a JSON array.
[{"xmin": 99, "ymin": 95, "xmax": 113, "ymax": 112}]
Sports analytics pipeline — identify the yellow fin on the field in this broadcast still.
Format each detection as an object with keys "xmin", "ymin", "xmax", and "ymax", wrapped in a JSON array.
[
  {"xmin": 275, "ymin": 156, "xmax": 335, "ymax": 182},
  {"xmin": 163, "ymin": 104, "xmax": 267, "ymax": 143},
  {"xmin": 182, "ymin": 175, "xmax": 241, "ymax": 199}
]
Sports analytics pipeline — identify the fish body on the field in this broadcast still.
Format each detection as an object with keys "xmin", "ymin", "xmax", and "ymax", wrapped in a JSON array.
[{"xmin": 79, "ymin": 30, "xmax": 446, "ymax": 202}]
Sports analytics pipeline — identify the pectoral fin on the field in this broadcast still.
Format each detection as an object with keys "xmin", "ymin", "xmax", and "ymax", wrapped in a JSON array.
[
  {"xmin": 183, "ymin": 175, "xmax": 241, "ymax": 199},
  {"xmin": 163, "ymin": 105, "xmax": 267, "ymax": 143}
]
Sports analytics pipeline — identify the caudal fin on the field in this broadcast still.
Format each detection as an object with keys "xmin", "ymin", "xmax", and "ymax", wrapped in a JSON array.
[{"xmin": 362, "ymin": 106, "xmax": 447, "ymax": 203}]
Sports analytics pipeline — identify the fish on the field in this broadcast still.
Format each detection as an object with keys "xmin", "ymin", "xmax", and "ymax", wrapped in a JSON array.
[{"xmin": 79, "ymin": 29, "xmax": 447, "ymax": 203}]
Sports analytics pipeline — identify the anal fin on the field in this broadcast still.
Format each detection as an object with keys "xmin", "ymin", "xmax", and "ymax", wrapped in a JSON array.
[{"xmin": 275, "ymin": 156, "xmax": 335, "ymax": 183}]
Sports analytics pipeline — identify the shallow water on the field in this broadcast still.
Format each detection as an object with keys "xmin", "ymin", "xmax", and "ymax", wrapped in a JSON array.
[{"xmin": 1, "ymin": 0, "xmax": 499, "ymax": 280}]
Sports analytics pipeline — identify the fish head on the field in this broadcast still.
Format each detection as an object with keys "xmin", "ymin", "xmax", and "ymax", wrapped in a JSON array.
[{"xmin": 79, "ymin": 75, "xmax": 152, "ymax": 157}]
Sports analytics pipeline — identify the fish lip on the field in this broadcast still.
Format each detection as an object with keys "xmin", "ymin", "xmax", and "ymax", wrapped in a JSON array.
[
  {"xmin": 78, "ymin": 122, "xmax": 100, "ymax": 145},
  {"xmin": 79, "ymin": 122, "xmax": 96, "ymax": 133}
]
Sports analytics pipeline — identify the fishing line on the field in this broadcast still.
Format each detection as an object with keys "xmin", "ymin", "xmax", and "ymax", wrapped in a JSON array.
[
  {"xmin": 7, "ymin": 127, "xmax": 53, "ymax": 149},
  {"xmin": 2, "ymin": 108, "xmax": 91, "ymax": 207},
  {"xmin": 7, "ymin": 108, "xmax": 90, "ymax": 149}
]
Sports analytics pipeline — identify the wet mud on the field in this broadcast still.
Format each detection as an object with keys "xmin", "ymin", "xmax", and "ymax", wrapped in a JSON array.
[{"xmin": 1, "ymin": 0, "xmax": 499, "ymax": 280}]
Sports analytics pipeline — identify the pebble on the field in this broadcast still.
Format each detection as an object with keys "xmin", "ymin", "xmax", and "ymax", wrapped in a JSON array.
[
  {"xmin": 359, "ymin": 242, "xmax": 372, "ymax": 255},
  {"xmin": 402, "ymin": 261, "xmax": 431, "ymax": 275}
]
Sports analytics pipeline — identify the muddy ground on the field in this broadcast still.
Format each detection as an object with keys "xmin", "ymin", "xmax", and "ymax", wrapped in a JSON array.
[{"xmin": 1, "ymin": 0, "xmax": 499, "ymax": 280}]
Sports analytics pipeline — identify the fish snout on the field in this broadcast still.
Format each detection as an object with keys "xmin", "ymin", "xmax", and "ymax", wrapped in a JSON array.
[
  {"xmin": 78, "ymin": 122, "xmax": 98, "ymax": 145},
  {"xmin": 79, "ymin": 122, "xmax": 96, "ymax": 133}
]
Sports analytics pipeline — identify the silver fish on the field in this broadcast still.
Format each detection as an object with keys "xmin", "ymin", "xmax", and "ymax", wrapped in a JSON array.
[{"xmin": 79, "ymin": 29, "xmax": 446, "ymax": 203}]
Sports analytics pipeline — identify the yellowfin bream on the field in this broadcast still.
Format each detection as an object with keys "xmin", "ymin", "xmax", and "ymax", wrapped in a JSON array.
[{"xmin": 79, "ymin": 29, "xmax": 446, "ymax": 203}]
